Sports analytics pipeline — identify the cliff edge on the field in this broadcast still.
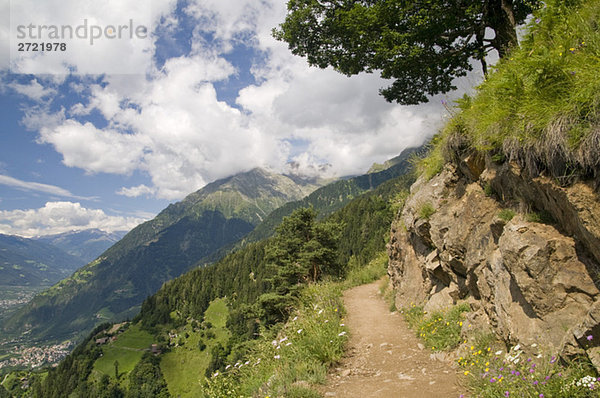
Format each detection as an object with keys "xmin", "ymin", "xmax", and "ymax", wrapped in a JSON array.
[{"xmin": 387, "ymin": 151, "xmax": 600, "ymax": 369}]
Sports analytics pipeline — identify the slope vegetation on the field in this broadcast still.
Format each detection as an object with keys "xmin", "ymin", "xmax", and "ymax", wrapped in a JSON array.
[{"xmin": 2, "ymin": 169, "xmax": 321, "ymax": 344}]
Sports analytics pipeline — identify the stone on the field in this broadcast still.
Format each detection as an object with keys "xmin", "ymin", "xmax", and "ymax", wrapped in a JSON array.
[{"xmin": 388, "ymin": 149, "xmax": 600, "ymax": 370}]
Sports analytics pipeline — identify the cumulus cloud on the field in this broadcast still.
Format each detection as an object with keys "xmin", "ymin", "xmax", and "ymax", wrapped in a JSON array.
[
  {"xmin": 8, "ymin": 0, "xmax": 457, "ymax": 200},
  {"xmin": 116, "ymin": 184, "xmax": 156, "ymax": 198},
  {"xmin": 0, "ymin": 201, "xmax": 147, "ymax": 237},
  {"xmin": 9, "ymin": 79, "xmax": 56, "ymax": 101}
]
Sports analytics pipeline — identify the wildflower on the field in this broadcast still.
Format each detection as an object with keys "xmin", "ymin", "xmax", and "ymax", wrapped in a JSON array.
[
  {"xmin": 297, "ymin": 329, "xmax": 303, "ymax": 334},
  {"xmin": 225, "ymin": 365, "xmax": 231, "ymax": 370},
  {"xmin": 318, "ymin": 309, "xmax": 323, "ymax": 314},
  {"xmin": 292, "ymin": 316, "xmax": 298, "ymax": 321},
  {"xmin": 324, "ymin": 320, "xmax": 329, "ymax": 323},
  {"xmin": 535, "ymin": 18, "xmax": 541, "ymax": 23},
  {"xmin": 505, "ymin": 391, "xmax": 510, "ymax": 397},
  {"xmin": 285, "ymin": 342, "xmax": 292, "ymax": 346},
  {"xmin": 513, "ymin": 344, "xmax": 521, "ymax": 351},
  {"xmin": 495, "ymin": 350, "xmax": 503, "ymax": 355},
  {"xmin": 464, "ymin": 371, "xmax": 470, "ymax": 376},
  {"xmin": 490, "ymin": 378, "xmax": 496, "ymax": 383},
  {"xmin": 550, "ymin": 356, "xmax": 557, "ymax": 363},
  {"xmin": 340, "ymin": 323, "xmax": 345, "ymax": 326},
  {"xmin": 279, "ymin": 337, "xmax": 288, "ymax": 343},
  {"xmin": 274, "ymin": 355, "xmax": 280, "ymax": 359},
  {"xmin": 334, "ymin": 308, "xmax": 338, "ymax": 312},
  {"xmin": 587, "ymin": 335, "xmax": 593, "ymax": 341},
  {"xmin": 338, "ymin": 331, "xmax": 347, "ymax": 336}
]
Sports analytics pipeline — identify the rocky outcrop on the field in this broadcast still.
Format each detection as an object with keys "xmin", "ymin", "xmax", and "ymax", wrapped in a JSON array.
[{"xmin": 388, "ymin": 153, "xmax": 600, "ymax": 367}]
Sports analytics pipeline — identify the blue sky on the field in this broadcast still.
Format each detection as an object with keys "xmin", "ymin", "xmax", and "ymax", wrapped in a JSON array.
[{"xmin": 0, "ymin": 0, "xmax": 470, "ymax": 237}]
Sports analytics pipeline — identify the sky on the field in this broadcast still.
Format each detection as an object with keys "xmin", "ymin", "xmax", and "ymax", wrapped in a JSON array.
[{"xmin": 0, "ymin": 0, "xmax": 483, "ymax": 237}]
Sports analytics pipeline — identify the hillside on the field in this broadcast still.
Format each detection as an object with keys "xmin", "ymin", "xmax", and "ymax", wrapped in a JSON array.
[
  {"xmin": 237, "ymin": 146, "xmax": 419, "ymax": 245},
  {"xmin": 0, "ymin": 234, "xmax": 84, "ymax": 288},
  {"xmin": 21, "ymin": 161, "xmax": 416, "ymax": 397},
  {"xmin": 35, "ymin": 229, "xmax": 127, "ymax": 264},
  {"xmin": 1, "ymin": 168, "xmax": 322, "ymax": 345},
  {"xmin": 386, "ymin": 1, "xmax": 600, "ymax": 396}
]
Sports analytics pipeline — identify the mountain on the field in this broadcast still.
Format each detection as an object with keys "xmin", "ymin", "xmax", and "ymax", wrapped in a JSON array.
[
  {"xmin": 367, "ymin": 151, "xmax": 411, "ymax": 174},
  {"xmin": 24, "ymin": 160, "xmax": 418, "ymax": 398},
  {"xmin": 2, "ymin": 168, "xmax": 322, "ymax": 344},
  {"xmin": 35, "ymin": 229, "xmax": 128, "ymax": 264},
  {"xmin": 239, "ymin": 146, "xmax": 420, "ymax": 244},
  {"xmin": 0, "ymin": 234, "xmax": 84, "ymax": 288}
]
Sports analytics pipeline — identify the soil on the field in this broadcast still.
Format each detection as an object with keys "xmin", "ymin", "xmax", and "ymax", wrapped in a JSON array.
[{"xmin": 320, "ymin": 281, "xmax": 462, "ymax": 397}]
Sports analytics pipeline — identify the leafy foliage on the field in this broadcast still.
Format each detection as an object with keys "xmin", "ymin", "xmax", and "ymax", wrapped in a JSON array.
[
  {"xmin": 425, "ymin": 0, "xmax": 600, "ymax": 182},
  {"xmin": 274, "ymin": 0, "xmax": 539, "ymax": 104}
]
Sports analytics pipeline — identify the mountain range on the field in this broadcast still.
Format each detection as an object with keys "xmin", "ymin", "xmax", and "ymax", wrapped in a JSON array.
[
  {"xmin": 34, "ymin": 229, "xmax": 127, "ymax": 264},
  {"xmin": 0, "ymin": 235, "xmax": 84, "ymax": 288},
  {"xmin": 1, "ymin": 168, "xmax": 323, "ymax": 343}
]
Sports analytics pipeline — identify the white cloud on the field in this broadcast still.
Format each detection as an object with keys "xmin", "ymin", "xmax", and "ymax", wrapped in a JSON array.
[
  {"xmin": 9, "ymin": 79, "xmax": 56, "ymax": 101},
  {"xmin": 117, "ymin": 184, "xmax": 156, "ymax": 198},
  {"xmin": 10, "ymin": 0, "xmax": 459, "ymax": 200},
  {"xmin": 39, "ymin": 121, "xmax": 146, "ymax": 175},
  {"xmin": 0, "ymin": 201, "xmax": 147, "ymax": 237},
  {"xmin": 0, "ymin": 174, "xmax": 93, "ymax": 200}
]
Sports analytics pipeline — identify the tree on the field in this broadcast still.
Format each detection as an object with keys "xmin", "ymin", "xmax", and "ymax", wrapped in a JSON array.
[
  {"xmin": 114, "ymin": 360, "xmax": 119, "ymax": 380},
  {"xmin": 258, "ymin": 207, "xmax": 341, "ymax": 324},
  {"xmin": 274, "ymin": 0, "xmax": 540, "ymax": 104}
]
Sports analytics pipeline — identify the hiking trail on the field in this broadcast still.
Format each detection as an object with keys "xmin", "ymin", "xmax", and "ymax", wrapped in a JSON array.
[{"xmin": 321, "ymin": 281, "xmax": 462, "ymax": 397}]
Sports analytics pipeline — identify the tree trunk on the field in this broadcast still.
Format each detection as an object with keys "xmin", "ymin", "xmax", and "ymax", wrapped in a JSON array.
[{"xmin": 486, "ymin": 0, "xmax": 519, "ymax": 58}]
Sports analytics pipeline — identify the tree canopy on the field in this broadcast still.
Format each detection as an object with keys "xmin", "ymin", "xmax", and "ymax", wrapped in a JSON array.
[{"xmin": 274, "ymin": 0, "xmax": 540, "ymax": 104}]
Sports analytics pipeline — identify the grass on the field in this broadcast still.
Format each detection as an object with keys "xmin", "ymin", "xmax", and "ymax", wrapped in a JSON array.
[
  {"xmin": 342, "ymin": 251, "xmax": 388, "ymax": 289},
  {"xmin": 420, "ymin": 0, "xmax": 600, "ymax": 182},
  {"xmin": 459, "ymin": 344, "xmax": 600, "ymax": 397},
  {"xmin": 401, "ymin": 302, "xmax": 600, "ymax": 397},
  {"xmin": 161, "ymin": 298, "xmax": 231, "ymax": 398},
  {"xmin": 498, "ymin": 209, "xmax": 516, "ymax": 222},
  {"xmin": 91, "ymin": 323, "xmax": 154, "ymax": 387},
  {"xmin": 202, "ymin": 282, "xmax": 348, "ymax": 397},
  {"xmin": 403, "ymin": 303, "xmax": 470, "ymax": 352},
  {"xmin": 418, "ymin": 202, "xmax": 436, "ymax": 220}
]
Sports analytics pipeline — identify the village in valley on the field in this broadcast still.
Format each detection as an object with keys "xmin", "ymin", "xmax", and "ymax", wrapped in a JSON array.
[{"xmin": 0, "ymin": 341, "xmax": 73, "ymax": 370}]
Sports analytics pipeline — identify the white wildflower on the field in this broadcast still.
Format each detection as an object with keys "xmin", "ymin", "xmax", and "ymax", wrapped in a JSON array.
[{"xmin": 297, "ymin": 329, "xmax": 303, "ymax": 334}]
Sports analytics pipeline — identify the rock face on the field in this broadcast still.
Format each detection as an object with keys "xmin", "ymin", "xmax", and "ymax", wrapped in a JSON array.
[{"xmin": 388, "ymin": 153, "xmax": 600, "ymax": 367}]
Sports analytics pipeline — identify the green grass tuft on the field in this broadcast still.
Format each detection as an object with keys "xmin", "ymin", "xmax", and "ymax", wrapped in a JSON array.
[
  {"xmin": 421, "ymin": 0, "xmax": 600, "ymax": 182},
  {"xmin": 418, "ymin": 202, "xmax": 436, "ymax": 220},
  {"xmin": 498, "ymin": 209, "xmax": 516, "ymax": 222}
]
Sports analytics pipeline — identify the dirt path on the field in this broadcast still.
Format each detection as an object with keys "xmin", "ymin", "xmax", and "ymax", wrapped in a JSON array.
[{"xmin": 321, "ymin": 281, "xmax": 461, "ymax": 397}]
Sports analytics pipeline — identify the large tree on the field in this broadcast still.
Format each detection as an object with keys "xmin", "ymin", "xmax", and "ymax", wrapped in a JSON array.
[{"xmin": 274, "ymin": 0, "xmax": 540, "ymax": 104}]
